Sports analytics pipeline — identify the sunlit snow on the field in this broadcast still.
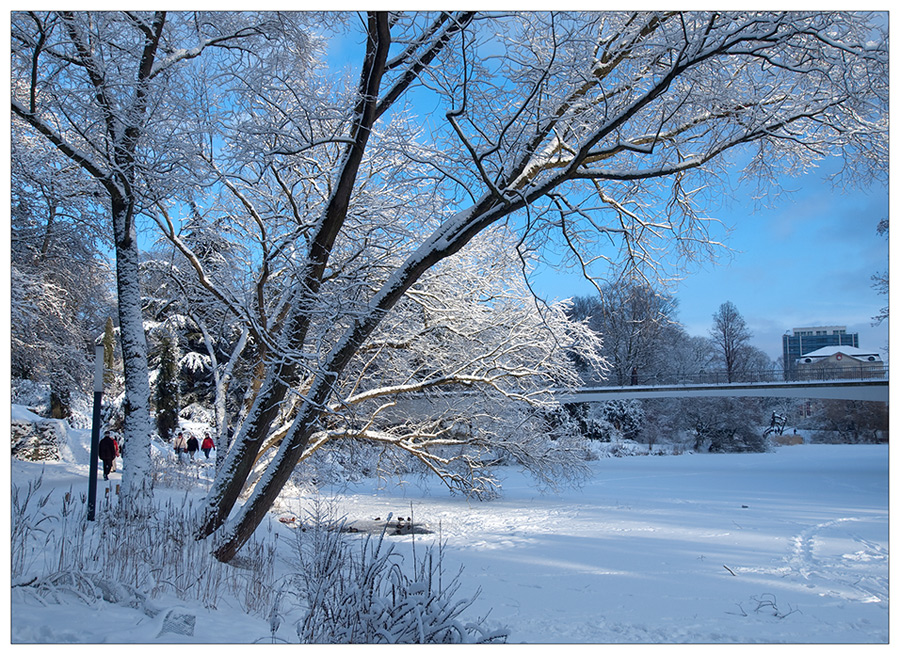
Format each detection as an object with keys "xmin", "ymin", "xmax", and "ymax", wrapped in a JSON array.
[{"xmin": 10, "ymin": 408, "xmax": 889, "ymax": 644}]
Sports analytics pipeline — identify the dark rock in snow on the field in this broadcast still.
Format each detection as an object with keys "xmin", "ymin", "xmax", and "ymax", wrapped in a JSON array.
[{"xmin": 342, "ymin": 519, "xmax": 433, "ymax": 536}]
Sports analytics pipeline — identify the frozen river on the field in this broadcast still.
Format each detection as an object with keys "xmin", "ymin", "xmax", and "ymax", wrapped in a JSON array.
[{"xmin": 332, "ymin": 444, "xmax": 889, "ymax": 643}]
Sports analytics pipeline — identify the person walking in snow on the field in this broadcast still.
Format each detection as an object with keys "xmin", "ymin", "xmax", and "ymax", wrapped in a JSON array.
[
  {"xmin": 98, "ymin": 431, "xmax": 117, "ymax": 481},
  {"xmin": 173, "ymin": 431, "xmax": 188, "ymax": 463},
  {"xmin": 201, "ymin": 434, "xmax": 215, "ymax": 460},
  {"xmin": 186, "ymin": 434, "xmax": 199, "ymax": 461}
]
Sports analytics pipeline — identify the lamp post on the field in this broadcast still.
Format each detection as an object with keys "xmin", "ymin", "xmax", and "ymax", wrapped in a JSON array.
[{"xmin": 87, "ymin": 343, "xmax": 104, "ymax": 521}]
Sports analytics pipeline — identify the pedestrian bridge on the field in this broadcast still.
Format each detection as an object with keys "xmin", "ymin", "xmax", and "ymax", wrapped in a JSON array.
[{"xmin": 556, "ymin": 376, "xmax": 888, "ymax": 404}]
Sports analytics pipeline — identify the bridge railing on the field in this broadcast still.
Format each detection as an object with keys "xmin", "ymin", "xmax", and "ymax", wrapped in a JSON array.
[
  {"xmin": 785, "ymin": 365, "xmax": 888, "ymax": 383},
  {"xmin": 616, "ymin": 365, "xmax": 887, "ymax": 387}
]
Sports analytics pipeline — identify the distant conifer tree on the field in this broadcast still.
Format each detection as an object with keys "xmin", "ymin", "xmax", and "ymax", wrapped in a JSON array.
[{"xmin": 155, "ymin": 333, "xmax": 181, "ymax": 442}]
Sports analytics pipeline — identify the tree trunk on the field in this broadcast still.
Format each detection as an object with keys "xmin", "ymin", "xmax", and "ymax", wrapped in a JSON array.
[
  {"xmin": 197, "ymin": 11, "xmax": 395, "ymax": 541},
  {"xmin": 212, "ymin": 321, "xmax": 381, "ymax": 561},
  {"xmin": 210, "ymin": 194, "xmax": 512, "ymax": 560},
  {"xmin": 197, "ymin": 357, "xmax": 298, "ymax": 537},
  {"xmin": 111, "ymin": 196, "xmax": 155, "ymax": 515}
]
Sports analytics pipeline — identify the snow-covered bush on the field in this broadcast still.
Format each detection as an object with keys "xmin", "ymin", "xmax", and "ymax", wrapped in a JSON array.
[
  {"xmin": 588, "ymin": 439, "xmax": 650, "ymax": 458},
  {"xmin": 11, "ymin": 379, "xmax": 51, "ymax": 412},
  {"xmin": 178, "ymin": 402, "xmax": 215, "ymax": 426},
  {"xmin": 684, "ymin": 398, "xmax": 769, "ymax": 453},
  {"xmin": 12, "ymin": 381, "xmax": 93, "ymax": 429},
  {"xmin": 283, "ymin": 503, "xmax": 507, "ymax": 644},
  {"xmin": 11, "ymin": 417, "xmax": 67, "ymax": 462},
  {"xmin": 540, "ymin": 400, "xmax": 644, "ymax": 444},
  {"xmin": 594, "ymin": 399, "xmax": 645, "ymax": 441},
  {"xmin": 807, "ymin": 400, "xmax": 889, "ymax": 444}
]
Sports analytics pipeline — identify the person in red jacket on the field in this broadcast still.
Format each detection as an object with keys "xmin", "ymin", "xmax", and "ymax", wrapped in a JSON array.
[
  {"xmin": 98, "ymin": 432, "xmax": 117, "ymax": 481},
  {"xmin": 110, "ymin": 436, "xmax": 119, "ymax": 472},
  {"xmin": 201, "ymin": 434, "xmax": 216, "ymax": 460}
]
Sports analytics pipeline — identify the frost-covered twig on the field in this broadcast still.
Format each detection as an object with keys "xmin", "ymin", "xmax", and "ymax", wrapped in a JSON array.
[{"xmin": 751, "ymin": 593, "xmax": 801, "ymax": 619}]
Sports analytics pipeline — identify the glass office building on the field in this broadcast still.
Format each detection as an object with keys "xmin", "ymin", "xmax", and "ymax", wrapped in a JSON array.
[{"xmin": 782, "ymin": 326, "xmax": 859, "ymax": 379}]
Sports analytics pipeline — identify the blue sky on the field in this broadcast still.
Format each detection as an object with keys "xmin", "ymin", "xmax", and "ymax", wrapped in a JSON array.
[{"xmin": 531, "ymin": 158, "xmax": 890, "ymax": 364}]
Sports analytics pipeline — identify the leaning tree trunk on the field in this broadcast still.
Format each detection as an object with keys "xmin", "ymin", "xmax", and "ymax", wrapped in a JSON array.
[
  {"xmin": 197, "ymin": 356, "xmax": 300, "ymax": 537},
  {"xmin": 210, "ymin": 190, "xmax": 513, "ymax": 561},
  {"xmin": 197, "ymin": 11, "xmax": 395, "ymax": 542}
]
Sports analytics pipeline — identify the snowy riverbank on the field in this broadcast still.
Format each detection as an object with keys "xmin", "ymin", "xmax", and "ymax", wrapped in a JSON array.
[{"xmin": 9, "ymin": 412, "xmax": 889, "ymax": 643}]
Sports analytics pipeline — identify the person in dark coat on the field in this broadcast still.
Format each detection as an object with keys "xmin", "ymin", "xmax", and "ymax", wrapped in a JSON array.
[
  {"xmin": 186, "ymin": 434, "xmax": 200, "ymax": 460},
  {"xmin": 201, "ymin": 434, "xmax": 215, "ymax": 459},
  {"xmin": 98, "ymin": 432, "xmax": 117, "ymax": 481}
]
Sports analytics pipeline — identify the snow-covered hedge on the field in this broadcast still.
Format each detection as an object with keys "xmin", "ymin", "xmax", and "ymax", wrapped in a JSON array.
[
  {"xmin": 587, "ymin": 439, "xmax": 652, "ymax": 458},
  {"xmin": 11, "ymin": 418, "xmax": 66, "ymax": 462}
]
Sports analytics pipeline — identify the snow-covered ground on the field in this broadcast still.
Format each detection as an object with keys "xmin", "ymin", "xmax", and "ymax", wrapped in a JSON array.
[{"xmin": 8, "ymin": 407, "xmax": 890, "ymax": 644}]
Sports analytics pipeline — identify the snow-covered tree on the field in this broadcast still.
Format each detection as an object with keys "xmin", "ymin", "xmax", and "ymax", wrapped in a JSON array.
[
  {"xmin": 141, "ymin": 244, "xmax": 252, "ymax": 461},
  {"xmin": 871, "ymin": 218, "xmax": 888, "ymax": 328},
  {"xmin": 286, "ymin": 227, "xmax": 606, "ymax": 496},
  {"xmin": 171, "ymin": 10, "xmax": 887, "ymax": 561},
  {"xmin": 10, "ymin": 131, "xmax": 113, "ymax": 409},
  {"xmin": 11, "ymin": 11, "xmax": 277, "ymax": 512},
  {"xmin": 568, "ymin": 283, "xmax": 680, "ymax": 385},
  {"xmin": 153, "ymin": 330, "xmax": 181, "ymax": 442}
]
